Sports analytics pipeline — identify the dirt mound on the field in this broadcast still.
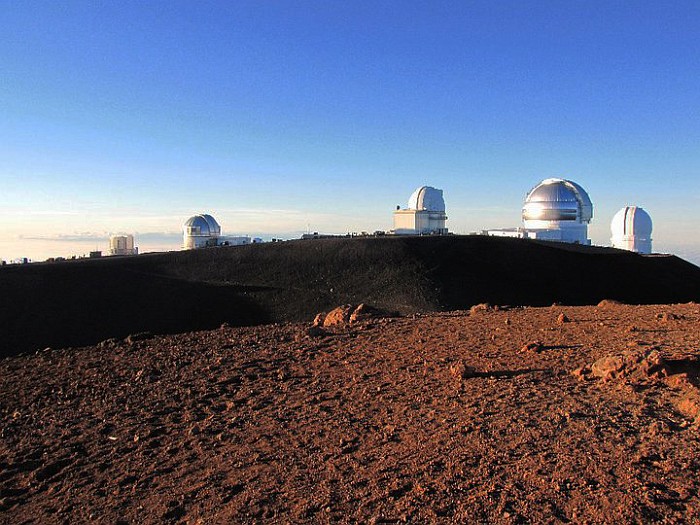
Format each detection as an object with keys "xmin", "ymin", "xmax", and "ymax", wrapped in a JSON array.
[
  {"xmin": 1, "ymin": 235, "xmax": 700, "ymax": 355},
  {"xmin": 2, "ymin": 303, "xmax": 700, "ymax": 523}
]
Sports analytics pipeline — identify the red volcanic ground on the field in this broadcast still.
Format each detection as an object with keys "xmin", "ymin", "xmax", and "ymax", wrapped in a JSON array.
[{"xmin": 2, "ymin": 303, "xmax": 700, "ymax": 524}]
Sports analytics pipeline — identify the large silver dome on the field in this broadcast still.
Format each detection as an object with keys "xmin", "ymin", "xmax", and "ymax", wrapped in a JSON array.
[
  {"xmin": 183, "ymin": 214, "xmax": 221, "ymax": 237},
  {"xmin": 522, "ymin": 178, "xmax": 593, "ymax": 223}
]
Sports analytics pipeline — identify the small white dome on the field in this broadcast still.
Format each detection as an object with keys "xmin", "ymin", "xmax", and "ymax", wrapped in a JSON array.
[
  {"xmin": 407, "ymin": 186, "xmax": 445, "ymax": 212},
  {"xmin": 611, "ymin": 206, "xmax": 652, "ymax": 239}
]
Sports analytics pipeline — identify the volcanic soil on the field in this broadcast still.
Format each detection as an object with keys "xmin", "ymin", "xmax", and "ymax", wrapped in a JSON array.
[{"xmin": 2, "ymin": 303, "xmax": 700, "ymax": 524}]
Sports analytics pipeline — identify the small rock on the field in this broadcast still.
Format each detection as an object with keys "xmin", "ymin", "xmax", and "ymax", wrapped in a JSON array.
[
  {"xmin": 312, "ymin": 313, "xmax": 326, "ymax": 327},
  {"xmin": 97, "ymin": 338, "xmax": 118, "ymax": 348},
  {"xmin": 556, "ymin": 313, "xmax": 570, "ymax": 324},
  {"xmin": 597, "ymin": 299, "xmax": 623, "ymax": 307},
  {"xmin": 571, "ymin": 366, "xmax": 591, "ymax": 380},
  {"xmin": 349, "ymin": 303, "xmax": 385, "ymax": 324},
  {"xmin": 125, "ymin": 332, "xmax": 152, "ymax": 344},
  {"xmin": 469, "ymin": 303, "xmax": 491, "ymax": 315},
  {"xmin": 521, "ymin": 341, "xmax": 544, "ymax": 353},
  {"xmin": 450, "ymin": 360, "xmax": 476, "ymax": 380},
  {"xmin": 656, "ymin": 312, "xmax": 680, "ymax": 322}
]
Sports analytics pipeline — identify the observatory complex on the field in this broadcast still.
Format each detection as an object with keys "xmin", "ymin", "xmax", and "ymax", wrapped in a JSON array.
[
  {"xmin": 486, "ymin": 178, "xmax": 593, "ymax": 245},
  {"xmin": 183, "ymin": 214, "xmax": 251, "ymax": 249},
  {"xmin": 392, "ymin": 186, "xmax": 448, "ymax": 235},
  {"xmin": 611, "ymin": 206, "xmax": 653, "ymax": 254}
]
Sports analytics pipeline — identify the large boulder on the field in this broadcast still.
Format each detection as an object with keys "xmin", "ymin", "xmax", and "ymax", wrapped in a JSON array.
[
  {"xmin": 322, "ymin": 305, "xmax": 355, "ymax": 327},
  {"xmin": 318, "ymin": 303, "xmax": 390, "ymax": 328},
  {"xmin": 574, "ymin": 349, "xmax": 668, "ymax": 381}
]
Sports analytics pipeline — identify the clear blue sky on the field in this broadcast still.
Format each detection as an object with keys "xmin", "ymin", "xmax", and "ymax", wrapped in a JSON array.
[{"xmin": 1, "ymin": 1, "xmax": 699, "ymax": 263}]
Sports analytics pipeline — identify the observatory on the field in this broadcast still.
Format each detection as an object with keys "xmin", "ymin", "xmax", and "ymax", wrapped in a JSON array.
[
  {"xmin": 109, "ymin": 234, "xmax": 138, "ymax": 256},
  {"xmin": 183, "ymin": 214, "xmax": 222, "ymax": 249},
  {"xmin": 611, "ymin": 206, "xmax": 652, "ymax": 254},
  {"xmin": 392, "ymin": 186, "xmax": 448, "ymax": 235},
  {"xmin": 183, "ymin": 214, "xmax": 251, "ymax": 250},
  {"xmin": 485, "ymin": 178, "xmax": 593, "ymax": 245},
  {"xmin": 521, "ymin": 178, "xmax": 593, "ymax": 244}
]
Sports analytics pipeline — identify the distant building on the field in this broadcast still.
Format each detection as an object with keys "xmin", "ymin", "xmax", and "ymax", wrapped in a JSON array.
[
  {"xmin": 392, "ymin": 186, "xmax": 448, "ymax": 235},
  {"xmin": 109, "ymin": 234, "xmax": 138, "ymax": 256},
  {"xmin": 183, "ymin": 214, "xmax": 251, "ymax": 249},
  {"xmin": 611, "ymin": 206, "xmax": 652, "ymax": 254},
  {"xmin": 301, "ymin": 232, "xmax": 337, "ymax": 240},
  {"xmin": 89, "ymin": 251, "xmax": 102, "ymax": 258},
  {"xmin": 485, "ymin": 178, "xmax": 593, "ymax": 245}
]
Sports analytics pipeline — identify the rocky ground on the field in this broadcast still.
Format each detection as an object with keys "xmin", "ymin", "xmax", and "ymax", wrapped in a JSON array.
[{"xmin": 1, "ymin": 303, "xmax": 700, "ymax": 524}]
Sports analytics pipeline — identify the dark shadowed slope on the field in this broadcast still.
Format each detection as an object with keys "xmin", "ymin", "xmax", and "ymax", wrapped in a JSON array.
[{"xmin": 1, "ymin": 235, "xmax": 699, "ymax": 355}]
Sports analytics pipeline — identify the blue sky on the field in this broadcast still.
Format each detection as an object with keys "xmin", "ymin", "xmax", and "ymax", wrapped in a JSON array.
[{"xmin": 1, "ymin": 1, "xmax": 699, "ymax": 263}]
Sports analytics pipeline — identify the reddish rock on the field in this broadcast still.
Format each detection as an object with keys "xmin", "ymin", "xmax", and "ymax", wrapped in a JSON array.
[
  {"xmin": 322, "ymin": 305, "xmax": 354, "ymax": 327},
  {"xmin": 597, "ymin": 299, "xmax": 623, "ymax": 307},
  {"xmin": 312, "ymin": 313, "xmax": 326, "ymax": 327},
  {"xmin": 521, "ymin": 341, "xmax": 544, "ymax": 353},
  {"xmin": 588, "ymin": 349, "xmax": 668, "ymax": 381},
  {"xmin": 677, "ymin": 395, "xmax": 700, "ymax": 421},
  {"xmin": 349, "ymin": 303, "xmax": 385, "ymax": 324},
  {"xmin": 449, "ymin": 360, "xmax": 476, "ymax": 380},
  {"xmin": 657, "ymin": 312, "xmax": 680, "ymax": 322},
  {"xmin": 469, "ymin": 303, "xmax": 491, "ymax": 315}
]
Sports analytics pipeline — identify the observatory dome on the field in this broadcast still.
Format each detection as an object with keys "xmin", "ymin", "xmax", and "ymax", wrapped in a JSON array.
[
  {"xmin": 183, "ymin": 214, "xmax": 221, "ymax": 249},
  {"xmin": 611, "ymin": 206, "xmax": 652, "ymax": 254},
  {"xmin": 407, "ymin": 186, "xmax": 446, "ymax": 212},
  {"xmin": 522, "ymin": 178, "xmax": 593, "ymax": 223},
  {"xmin": 184, "ymin": 214, "xmax": 221, "ymax": 237}
]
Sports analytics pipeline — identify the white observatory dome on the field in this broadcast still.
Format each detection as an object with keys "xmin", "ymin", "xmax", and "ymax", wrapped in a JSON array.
[
  {"xmin": 183, "ymin": 214, "xmax": 221, "ymax": 249},
  {"xmin": 407, "ymin": 186, "xmax": 446, "ymax": 212},
  {"xmin": 611, "ymin": 206, "xmax": 652, "ymax": 254},
  {"xmin": 522, "ymin": 178, "xmax": 593, "ymax": 223}
]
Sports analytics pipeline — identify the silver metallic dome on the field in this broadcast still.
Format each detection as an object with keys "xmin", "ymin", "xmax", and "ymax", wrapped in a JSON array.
[
  {"xmin": 183, "ymin": 214, "xmax": 221, "ymax": 237},
  {"xmin": 407, "ymin": 186, "xmax": 446, "ymax": 212},
  {"xmin": 522, "ymin": 178, "xmax": 593, "ymax": 223}
]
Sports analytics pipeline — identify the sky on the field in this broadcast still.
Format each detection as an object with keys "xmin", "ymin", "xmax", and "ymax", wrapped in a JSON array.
[{"xmin": 1, "ymin": 1, "xmax": 699, "ymax": 264}]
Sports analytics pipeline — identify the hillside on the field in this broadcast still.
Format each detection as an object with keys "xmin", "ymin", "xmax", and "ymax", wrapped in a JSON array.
[
  {"xmin": 1, "ymin": 236, "xmax": 699, "ymax": 355},
  {"xmin": 1, "ymin": 303, "xmax": 699, "ymax": 523}
]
